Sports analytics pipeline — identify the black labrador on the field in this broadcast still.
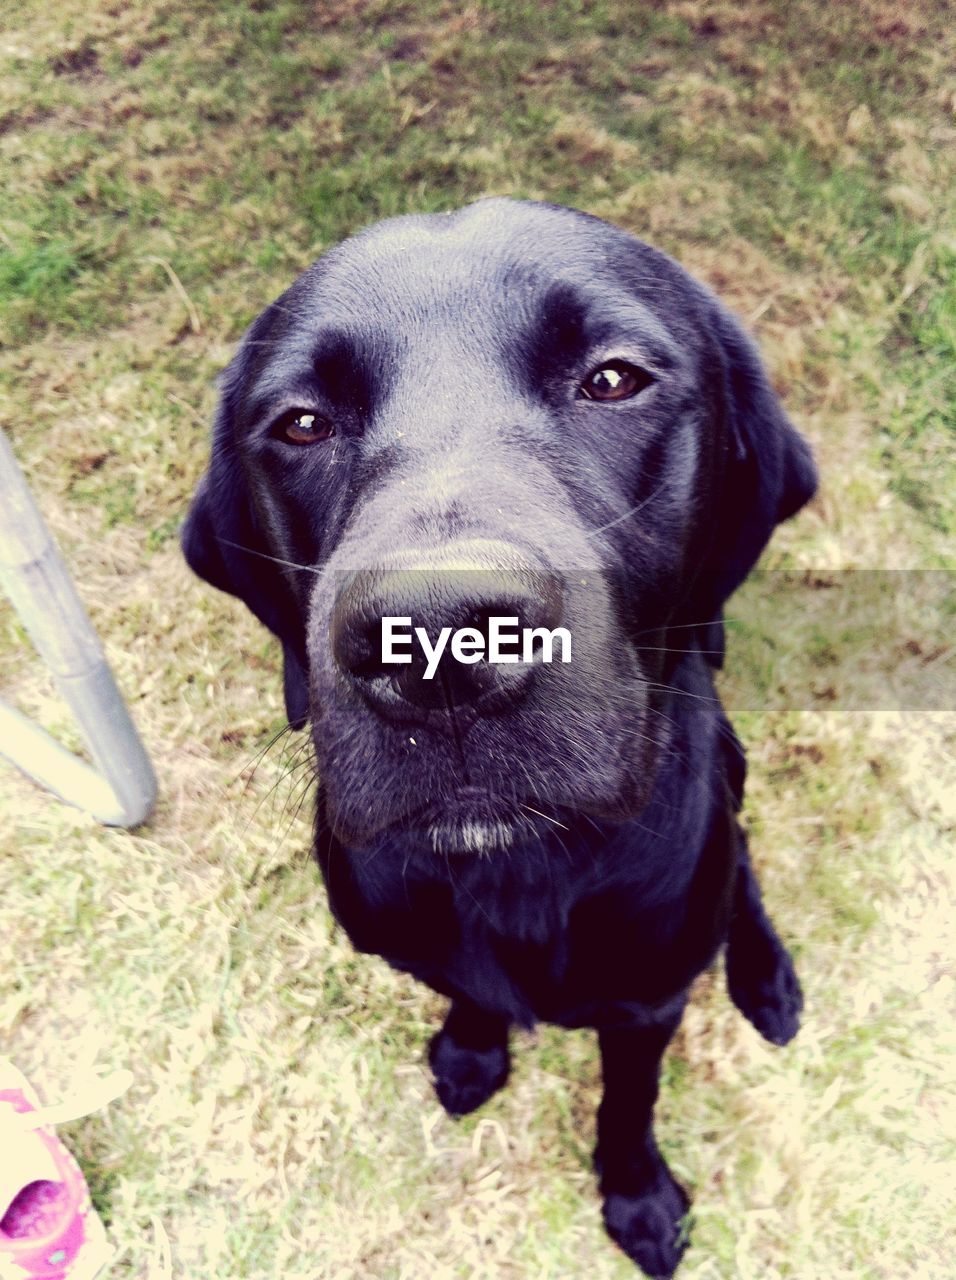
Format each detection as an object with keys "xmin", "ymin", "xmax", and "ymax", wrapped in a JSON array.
[{"xmin": 183, "ymin": 198, "xmax": 816, "ymax": 1277}]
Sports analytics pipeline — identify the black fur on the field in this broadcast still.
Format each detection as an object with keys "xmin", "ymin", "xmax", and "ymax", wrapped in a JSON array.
[{"xmin": 183, "ymin": 198, "xmax": 816, "ymax": 1276}]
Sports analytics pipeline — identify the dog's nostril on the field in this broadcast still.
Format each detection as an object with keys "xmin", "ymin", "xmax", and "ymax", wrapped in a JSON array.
[
  {"xmin": 464, "ymin": 591, "xmax": 562, "ymax": 652},
  {"xmin": 331, "ymin": 610, "xmax": 391, "ymax": 681},
  {"xmin": 466, "ymin": 603, "xmax": 520, "ymax": 645},
  {"xmin": 346, "ymin": 645, "xmax": 389, "ymax": 682}
]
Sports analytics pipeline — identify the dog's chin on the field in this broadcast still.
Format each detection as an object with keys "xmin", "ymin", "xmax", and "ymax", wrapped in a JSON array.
[
  {"xmin": 334, "ymin": 813, "xmax": 519, "ymax": 856},
  {"xmin": 426, "ymin": 815, "xmax": 518, "ymax": 856},
  {"xmin": 324, "ymin": 765, "xmax": 659, "ymax": 854},
  {"xmin": 321, "ymin": 780, "xmax": 517, "ymax": 854},
  {"xmin": 422, "ymin": 785, "xmax": 523, "ymax": 856}
]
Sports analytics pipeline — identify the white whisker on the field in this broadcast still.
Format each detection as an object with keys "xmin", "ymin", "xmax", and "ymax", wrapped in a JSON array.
[
  {"xmin": 586, "ymin": 480, "xmax": 668, "ymax": 537},
  {"xmin": 632, "ymin": 617, "xmax": 742, "ymax": 636},
  {"xmin": 219, "ymin": 538, "xmax": 325, "ymax": 575},
  {"xmin": 519, "ymin": 802, "xmax": 569, "ymax": 830}
]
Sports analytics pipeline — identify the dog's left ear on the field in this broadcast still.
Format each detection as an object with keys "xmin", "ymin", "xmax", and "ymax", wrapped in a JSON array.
[
  {"xmin": 680, "ymin": 300, "xmax": 817, "ymax": 671},
  {"xmin": 700, "ymin": 302, "xmax": 818, "ymax": 612},
  {"xmin": 182, "ymin": 312, "xmax": 310, "ymax": 729}
]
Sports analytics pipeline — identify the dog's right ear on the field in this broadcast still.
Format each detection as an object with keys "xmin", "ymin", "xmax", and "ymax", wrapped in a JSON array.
[
  {"xmin": 182, "ymin": 310, "xmax": 310, "ymax": 728},
  {"xmin": 181, "ymin": 325, "xmax": 278, "ymax": 628},
  {"xmin": 180, "ymin": 456, "xmax": 258, "ymax": 609}
]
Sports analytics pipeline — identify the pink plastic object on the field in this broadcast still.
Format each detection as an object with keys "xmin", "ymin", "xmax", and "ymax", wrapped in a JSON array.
[{"xmin": 0, "ymin": 1061, "xmax": 119, "ymax": 1280}]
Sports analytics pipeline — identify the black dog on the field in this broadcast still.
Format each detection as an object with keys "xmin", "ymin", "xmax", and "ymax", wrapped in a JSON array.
[{"xmin": 183, "ymin": 198, "xmax": 816, "ymax": 1277}]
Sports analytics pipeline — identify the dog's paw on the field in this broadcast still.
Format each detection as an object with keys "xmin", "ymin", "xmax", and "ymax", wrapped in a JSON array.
[
  {"xmin": 726, "ymin": 939, "xmax": 803, "ymax": 1046},
  {"xmin": 427, "ymin": 1028, "xmax": 510, "ymax": 1117},
  {"xmin": 602, "ymin": 1171, "xmax": 691, "ymax": 1279}
]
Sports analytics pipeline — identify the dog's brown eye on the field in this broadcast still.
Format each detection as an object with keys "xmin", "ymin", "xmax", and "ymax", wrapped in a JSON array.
[
  {"xmin": 580, "ymin": 361, "xmax": 654, "ymax": 402},
  {"xmin": 274, "ymin": 410, "xmax": 334, "ymax": 446}
]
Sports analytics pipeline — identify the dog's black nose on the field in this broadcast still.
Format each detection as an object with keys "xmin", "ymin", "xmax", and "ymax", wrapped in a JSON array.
[{"xmin": 331, "ymin": 560, "xmax": 565, "ymax": 720}]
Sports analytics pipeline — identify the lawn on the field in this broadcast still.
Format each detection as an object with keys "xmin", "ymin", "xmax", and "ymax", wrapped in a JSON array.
[{"xmin": 0, "ymin": 1, "xmax": 953, "ymax": 1277}]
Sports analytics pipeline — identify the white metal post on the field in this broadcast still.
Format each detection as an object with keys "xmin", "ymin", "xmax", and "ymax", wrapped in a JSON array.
[{"xmin": 0, "ymin": 429, "xmax": 157, "ymax": 827}]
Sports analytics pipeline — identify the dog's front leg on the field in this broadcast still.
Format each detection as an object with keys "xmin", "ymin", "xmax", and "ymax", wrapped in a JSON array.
[
  {"xmin": 725, "ymin": 833, "xmax": 803, "ymax": 1046},
  {"xmin": 595, "ymin": 1012, "xmax": 690, "ymax": 1278},
  {"xmin": 428, "ymin": 998, "xmax": 511, "ymax": 1117}
]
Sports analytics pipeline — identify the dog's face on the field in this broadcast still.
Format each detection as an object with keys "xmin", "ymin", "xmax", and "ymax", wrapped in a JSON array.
[{"xmin": 184, "ymin": 198, "xmax": 815, "ymax": 852}]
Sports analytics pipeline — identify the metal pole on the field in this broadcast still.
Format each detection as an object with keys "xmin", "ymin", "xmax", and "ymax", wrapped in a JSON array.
[{"xmin": 0, "ymin": 429, "xmax": 157, "ymax": 827}]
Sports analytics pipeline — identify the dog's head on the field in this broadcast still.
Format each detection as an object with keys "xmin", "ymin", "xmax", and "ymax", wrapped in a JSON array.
[{"xmin": 183, "ymin": 198, "xmax": 815, "ymax": 852}]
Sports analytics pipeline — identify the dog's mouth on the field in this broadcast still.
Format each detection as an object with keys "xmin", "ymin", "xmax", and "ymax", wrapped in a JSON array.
[
  {"xmin": 316, "ymin": 708, "xmax": 662, "ymax": 851},
  {"xmin": 422, "ymin": 785, "xmax": 524, "ymax": 855},
  {"xmin": 328, "ymin": 782, "xmax": 564, "ymax": 854}
]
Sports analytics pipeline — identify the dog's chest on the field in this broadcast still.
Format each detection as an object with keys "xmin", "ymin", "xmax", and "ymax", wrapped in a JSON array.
[{"xmin": 324, "ymin": 828, "xmax": 714, "ymax": 1027}]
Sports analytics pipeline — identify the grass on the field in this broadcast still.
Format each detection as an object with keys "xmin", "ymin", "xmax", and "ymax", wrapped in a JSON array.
[{"xmin": 1, "ymin": 1, "xmax": 954, "ymax": 1276}]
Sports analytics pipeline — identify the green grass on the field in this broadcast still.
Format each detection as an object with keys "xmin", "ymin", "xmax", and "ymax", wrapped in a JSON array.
[{"xmin": 1, "ymin": 1, "xmax": 954, "ymax": 1277}]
